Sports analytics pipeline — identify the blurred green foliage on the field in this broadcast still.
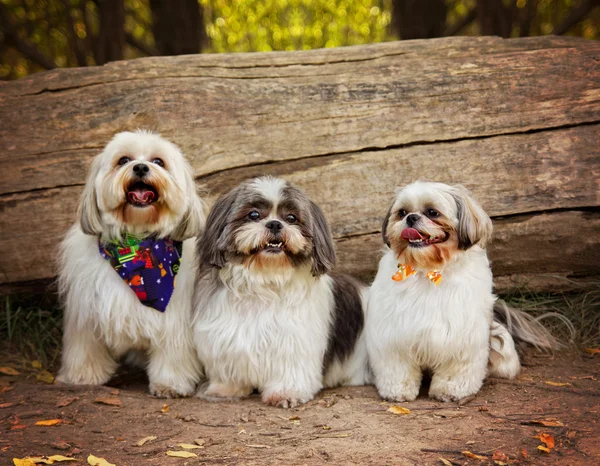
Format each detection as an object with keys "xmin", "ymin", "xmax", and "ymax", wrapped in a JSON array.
[{"xmin": 0, "ymin": 0, "xmax": 598, "ymax": 79}]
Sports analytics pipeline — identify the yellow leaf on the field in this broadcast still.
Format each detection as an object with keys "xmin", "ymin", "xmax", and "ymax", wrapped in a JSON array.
[
  {"xmin": 94, "ymin": 397, "xmax": 122, "ymax": 407},
  {"xmin": 47, "ymin": 456, "xmax": 77, "ymax": 462},
  {"xmin": 537, "ymin": 445, "xmax": 551, "ymax": 453},
  {"xmin": 136, "ymin": 435, "xmax": 157, "ymax": 446},
  {"xmin": 35, "ymin": 419, "xmax": 62, "ymax": 426},
  {"xmin": 13, "ymin": 459, "xmax": 37, "ymax": 466},
  {"xmin": 87, "ymin": 455, "xmax": 115, "ymax": 466},
  {"xmin": 12, "ymin": 457, "xmax": 76, "ymax": 465},
  {"xmin": 584, "ymin": 347, "xmax": 600, "ymax": 355},
  {"xmin": 0, "ymin": 367, "xmax": 20, "ymax": 376},
  {"xmin": 166, "ymin": 451, "xmax": 198, "ymax": 458},
  {"xmin": 462, "ymin": 450, "xmax": 488, "ymax": 460},
  {"xmin": 177, "ymin": 443, "xmax": 204, "ymax": 449},
  {"xmin": 529, "ymin": 419, "xmax": 564, "ymax": 427},
  {"xmin": 31, "ymin": 360, "xmax": 43, "ymax": 369},
  {"xmin": 36, "ymin": 371, "xmax": 55, "ymax": 385},
  {"xmin": 387, "ymin": 406, "xmax": 411, "ymax": 415},
  {"xmin": 545, "ymin": 381, "xmax": 571, "ymax": 387},
  {"xmin": 539, "ymin": 433, "xmax": 555, "ymax": 449},
  {"xmin": 439, "ymin": 458, "xmax": 453, "ymax": 466},
  {"xmin": 160, "ymin": 404, "xmax": 169, "ymax": 413}
]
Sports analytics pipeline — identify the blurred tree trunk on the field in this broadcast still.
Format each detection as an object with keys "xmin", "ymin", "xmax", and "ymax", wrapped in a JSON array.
[
  {"xmin": 149, "ymin": 0, "xmax": 204, "ymax": 55},
  {"xmin": 95, "ymin": 0, "xmax": 125, "ymax": 65},
  {"xmin": 477, "ymin": 0, "xmax": 513, "ymax": 37},
  {"xmin": 392, "ymin": 0, "xmax": 447, "ymax": 39}
]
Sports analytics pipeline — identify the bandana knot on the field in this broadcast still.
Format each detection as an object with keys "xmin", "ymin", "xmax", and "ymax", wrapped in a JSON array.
[{"xmin": 392, "ymin": 263, "xmax": 442, "ymax": 286}]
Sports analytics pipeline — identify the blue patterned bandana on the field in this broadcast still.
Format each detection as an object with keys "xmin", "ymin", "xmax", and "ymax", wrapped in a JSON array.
[{"xmin": 99, "ymin": 234, "xmax": 183, "ymax": 312}]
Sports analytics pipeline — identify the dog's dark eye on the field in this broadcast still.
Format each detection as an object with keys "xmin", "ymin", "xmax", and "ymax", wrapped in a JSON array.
[
  {"xmin": 248, "ymin": 210, "xmax": 260, "ymax": 221},
  {"xmin": 117, "ymin": 156, "xmax": 130, "ymax": 166},
  {"xmin": 285, "ymin": 214, "xmax": 297, "ymax": 224},
  {"xmin": 398, "ymin": 209, "xmax": 407, "ymax": 218},
  {"xmin": 152, "ymin": 158, "xmax": 164, "ymax": 167},
  {"xmin": 426, "ymin": 208, "xmax": 439, "ymax": 218}
]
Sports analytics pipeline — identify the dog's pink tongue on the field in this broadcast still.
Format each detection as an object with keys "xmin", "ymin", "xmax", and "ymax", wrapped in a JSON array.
[
  {"xmin": 401, "ymin": 228, "xmax": 424, "ymax": 241},
  {"xmin": 128, "ymin": 188, "xmax": 155, "ymax": 205}
]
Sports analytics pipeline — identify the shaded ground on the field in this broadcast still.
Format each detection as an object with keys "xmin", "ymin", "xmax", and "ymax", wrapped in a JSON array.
[{"xmin": 1, "ymin": 350, "xmax": 599, "ymax": 466}]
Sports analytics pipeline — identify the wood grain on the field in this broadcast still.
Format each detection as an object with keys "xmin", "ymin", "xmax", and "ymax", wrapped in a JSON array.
[{"xmin": 0, "ymin": 36, "xmax": 598, "ymax": 293}]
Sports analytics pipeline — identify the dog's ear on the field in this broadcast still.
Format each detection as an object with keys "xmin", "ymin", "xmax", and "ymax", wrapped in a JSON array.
[
  {"xmin": 308, "ymin": 200, "xmax": 336, "ymax": 277},
  {"xmin": 171, "ymin": 166, "xmax": 207, "ymax": 241},
  {"xmin": 451, "ymin": 185, "xmax": 493, "ymax": 250},
  {"xmin": 78, "ymin": 158, "xmax": 103, "ymax": 236},
  {"xmin": 199, "ymin": 188, "xmax": 238, "ymax": 272},
  {"xmin": 381, "ymin": 204, "xmax": 393, "ymax": 247}
]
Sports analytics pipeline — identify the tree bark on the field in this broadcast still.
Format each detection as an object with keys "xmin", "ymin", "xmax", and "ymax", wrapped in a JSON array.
[
  {"xmin": 392, "ymin": 0, "xmax": 447, "ymax": 39},
  {"xmin": 149, "ymin": 0, "xmax": 204, "ymax": 55}
]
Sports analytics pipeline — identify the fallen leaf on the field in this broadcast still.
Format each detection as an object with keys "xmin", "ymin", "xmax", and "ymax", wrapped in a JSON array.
[
  {"xmin": 13, "ymin": 459, "xmax": 36, "ymax": 466},
  {"xmin": 94, "ymin": 397, "xmax": 122, "ymax": 407},
  {"xmin": 46, "ymin": 456, "xmax": 77, "ymax": 463},
  {"xmin": 288, "ymin": 415, "xmax": 300, "ymax": 421},
  {"xmin": 87, "ymin": 454, "xmax": 115, "ymax": 466},
  {"xmin": 246, "ymin": 444, "xmax": 271, "ymax": 449},
  {"xmin": 31, "ymin": 360, "xmax": 43, "ymax": 369},
  {"xmin": 545, "ymin": 381, "xmax": 571, "ymax": 387},
  {"xmin": 166, "ymin": 451, "xmax": 197, "ymax": 458},
  {"xmin": 12, "ymin": 456, "xmax": 77, "ymax": 465},
  {"xmin": 519, "ymin": 448, "xmax": 528, "ymax": 459},
  {"xmin": 0, "ymin": 386, "xmax": 14, "ymax": 394},
  {"xmin": 539, "ymin": 433, "xmax": 555, "ymax": 449},
  {"xmin": 462, "ymin": 450, "xmax": 488, "ymax": 461},
  {"xmin": 56, "ymin": 397, "xmax": 78, "ymax": 408},
  {"xmin": 387, "ymin": 406, "xmax": 411, "ymax": 415},
  {"xmin": 136, "ymin": 435, "xmax": 157, "ymax": 446},
  {"xmin": 35, "ymin": 419, "xmax": 62, "ymax": 426},
  {"xmin": 584, "ymin": 348, "xmax": 600, "ymax": 355},
  {"xmin": 160, "ymin": 404, "xmax": 169, "ymax": 413},
  {"xmin": 578, "ymin": 375, "xmax": 598, "ymax": 380},
  {"xmin": 0, "ymin": 402, "xmax": 15, "ymax": 408},
  {"xmin": 50, "ymin": 442, "xmax": 71, "ymax": 451},
  {"xmin": 439, "ymin": 458, "xmax": 453, "ymax": 466},
  {"xmin": 492, "ymin": 450, "xmax": 509, "ymax": 461},
  {"xmin": 177, "ymin": 443, "xmax": 204, "ymax": 450},
  {"xmin": 36, "ymin": 371, "xmax": 55, "ymax": 385},
  {"xmin": 525, "ymin": 418, "xmax": 564, "ymax": 427},
  {"xmin": 537, "ymin": 445, "xmax": 551, "ymax": 453},
  {"xmin": 194, "ymin": 438, "xmax": 206, "ymax": 446},
  {"xmin": 0, "ymin": 367, "xmax": 20, "ymax": 376},
  {"xmin": 494, "ymin": 462, "xmax": 508, "ymax": 466}
]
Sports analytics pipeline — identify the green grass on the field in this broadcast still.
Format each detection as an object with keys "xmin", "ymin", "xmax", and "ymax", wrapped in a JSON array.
[{"xmin": 0, "ymin": 286, "xmax": 598, "ymax": 371}]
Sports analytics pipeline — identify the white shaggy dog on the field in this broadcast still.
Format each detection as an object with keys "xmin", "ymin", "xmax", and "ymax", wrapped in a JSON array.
[
  {"xmin": 367, "ymin": 181, "xmax": 557, "ymax": 402},
  {"xmin": 57, "ymin": 131, "xmax": 205, "ymax": 398},
  {"xmin": 193, "ymin": 177, "xmax": 369, "ymax": 408}
]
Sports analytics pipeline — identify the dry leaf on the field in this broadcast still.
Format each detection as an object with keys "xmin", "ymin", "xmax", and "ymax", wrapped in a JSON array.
[
  {"xmin": 0, "ymin": 402, "xmax": 14, "ymax": 408},
  {"xmin": 194, "ymin": 439, "xmax": 206, "ymax": 446},
  {"xmin": 35, "ymin": 419, "xmax": 62, "ymax": 426},
  {"xmin": 31, "ymin": 360, "xmax": 43, "ymax": 369},
  {"xmin": 539, "ymin": 433, "xmax": 555, "ymax": 449},
  {"xmin": 87, "ymin": 455, "xmax": 115, "ymax": 466},
  {"xmin": 45, "ymin": 456, "xmax": 77, "ymax": 463},
  {"xmin": 519, "ymin": 448, "xmax": 528, "ymax": 459},
  {"xmin": 94, "ymin": 397, "xmax": 122, "ymax": 407},
  {"xmin": 439, "ymin": 458, "xmax": 453, "ymax": 466},
  {"xmin": 12, "ymin": 457, "xmax": 76, "ymax": 465},
  {"xmin": 160, "ymin": 404, "xmax": 169, "ymax": 413},
  {"xmin": 136, "ymin": 435, "xmax": 157, "ymax": 446},
  {"xmin": 166, "ymin": 451, "xmax": 197, "ymax": 458},
  {"xmin": 288, "ymin": 415, "xmax": 300, "ymax": 421},
  {"xmin": 177, "ymin": 443, "xmax": 204, "ymax": 450},
  {"xmin": 584, "ymin": 348, "xmax": 600, "ymax": 355},
  {"xmin": 246, "ymin": 444, "xmax": 271, "ymax": 449},
  {"xmin": 0, "ymin": 367, "xmax": 20, "ymax": 376},
  {"xmin": 494, "ymin": 462, "xmax": 508, "ymax": 466},
  {"xmin": 387, "ymin": 406, "xmax": 411, "ymax": 415},
  {"xmin": 13, "ymin": 459, "xmax": 37, "ymax": 466},
  {"xmin": 537, "ymin": 445, "xmax": 551, "ymax": 453},
  {"xmin": 545, "ymin": 381, "xmax": 571, "ymax": 387},
  {"xmin": 56, "ymin": 397, "xmax": 78, "ymax": 408},
  {"xmin": 528, "ymin": 418, "xmax": 564, "ymax": 427},
  {"xmin": 492, "ymin": 451, "xmax": 509, "ymax": 461},
  {"xmin": 462, "ymin": 450, "xmax": 487, "ymax": 461},
  {"xmin": 36, "ymin": 371, "xmax": 55, "ymax": 384}
]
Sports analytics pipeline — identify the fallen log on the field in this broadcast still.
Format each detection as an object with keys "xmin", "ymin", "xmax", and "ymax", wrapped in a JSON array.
[{"xmin": 0, "ymin": 35, "xmax": 598, "ymax": 294}]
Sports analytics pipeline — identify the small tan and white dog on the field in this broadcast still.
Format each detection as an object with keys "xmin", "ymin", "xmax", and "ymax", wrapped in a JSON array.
[
  {"xmin": 366, "ymin": 181, "xmax": 557, "ymax": 402},
  {"xmin": 57, "ymin": 130, "xmax": 205, "ymax": 398}
]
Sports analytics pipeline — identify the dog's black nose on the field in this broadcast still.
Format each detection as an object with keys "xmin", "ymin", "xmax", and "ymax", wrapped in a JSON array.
[
  {"xmin": 406, "ymin": 214, "xmax": 420, "ymax": 227},
  {"xmin": 133, "ymin": 163, "xmax": 149, "ymax": 177},
  {"xmin": 265, "ymin": 220, "xmax": 283, "ymax": 232}
]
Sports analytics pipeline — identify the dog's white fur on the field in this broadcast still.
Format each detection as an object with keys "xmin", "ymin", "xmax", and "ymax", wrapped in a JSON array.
[
  {"xmin": 57, "ymin": 131, "xmax": 205, "ymax": 398},
  {"xmin": 366, "ymin": 181, "xmax": 520, "ymax": 402},
  {"xmin": 193, "ymin": 177, "xmax": 369, "ymax": 408}
]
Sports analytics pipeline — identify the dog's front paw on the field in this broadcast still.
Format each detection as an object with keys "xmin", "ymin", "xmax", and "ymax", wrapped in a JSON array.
[
  {"xmin": 197, "ymin": 381, "xmax": 252, "ymax": 402},
  {"xmin": 149, "ymin": 381, "xmax": 196, "ymax": 399},
  {"xmin": 429, "ymin": 379, "xmax": 480, "ymax": 403},
  {"xmin": 262, "ymin": 391, "xmax": 309, "ymax": 409},
  {"xmin": 376, "ymin": 381, "xmax": 419, "ymax": 403},
  {"xmin": 428, "ymin": 390, "xmax": 462, "ymax": 402}
]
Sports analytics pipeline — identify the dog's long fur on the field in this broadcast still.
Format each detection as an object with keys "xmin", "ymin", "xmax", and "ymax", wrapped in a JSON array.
[
  {"xmin": 57, "ymin": 131, "xmax": 205, "ymax": 398},
  {"xmin": 366, "ymin": 181, "xmax": 557, "ymax": 402},
  {"xmin": 193, "ymin": 177, "xmax": 370, "ymax": 408}
]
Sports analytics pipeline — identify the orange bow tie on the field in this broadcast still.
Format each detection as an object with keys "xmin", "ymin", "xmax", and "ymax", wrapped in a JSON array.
[{"xmin": 392, "ymin": 264, "xmax": 442, "ymax": 286}]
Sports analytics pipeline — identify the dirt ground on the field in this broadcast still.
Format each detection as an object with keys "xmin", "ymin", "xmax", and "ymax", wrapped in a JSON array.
[{"xmin": 1, "ymin": 350, "xmax": 599, "ymax": 466}]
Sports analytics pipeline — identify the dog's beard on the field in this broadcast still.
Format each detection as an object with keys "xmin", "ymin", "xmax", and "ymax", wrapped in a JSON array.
[
  {"xmin": 388, "ymin": 220, "xmax": 458, "ymax": 270},
  {"xmin": 99, "ymin": 167, "xmax": 185, "ymax": 237},
  {"xmin": 233, "ymin": 222, "xmax": 310, "ymax": 271}
]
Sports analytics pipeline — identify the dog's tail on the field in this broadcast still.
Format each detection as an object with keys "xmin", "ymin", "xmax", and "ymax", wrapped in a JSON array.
[{"xmin": 489, "ymin": 300, "xmax": 573, "ymax": 379}]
